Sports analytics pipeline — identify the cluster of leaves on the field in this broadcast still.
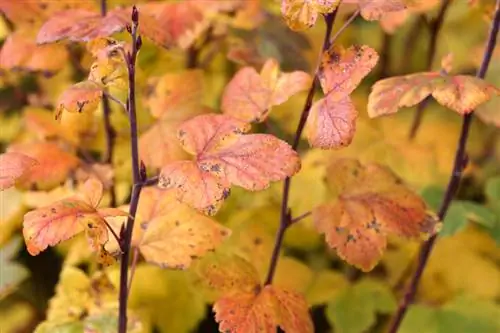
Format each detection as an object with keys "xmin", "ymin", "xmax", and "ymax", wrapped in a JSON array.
[{"xmin": 1, "ymin": 1, "xmax": 499, "ymax": 333}]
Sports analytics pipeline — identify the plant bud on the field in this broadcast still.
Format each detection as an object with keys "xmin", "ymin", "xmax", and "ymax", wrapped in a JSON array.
[
  {"xmin": 136, "ymin": 35, "xmax": 143, "ymax": 50},
  {"xmin": 131, "ymin": 6, "xmax": 139, "ymax": 24}
]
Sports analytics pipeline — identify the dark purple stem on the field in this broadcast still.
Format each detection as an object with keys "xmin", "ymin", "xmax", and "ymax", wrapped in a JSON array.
[
  {"xmin": 408, "ymin": 0, "xmax": 452, "ymax": 139},
  {"xmin": 118, "ymin": 6, "xmax": 143, "ymax": 333},
  {"xmin": 264, "ymin": 11, "xmax": 337, "ymax": 286},
  {"xmin": 388, "ymin": 2, "xmax": 500, "ymax": 331}
]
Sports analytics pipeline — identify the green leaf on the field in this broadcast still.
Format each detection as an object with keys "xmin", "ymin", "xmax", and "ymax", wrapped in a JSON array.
[
  {"xmin": 326, "ymin": 279, "xmax": 397, "ymax": 333},
  {"xmin": 485, "ymin": 176, "xmax": 500, "ymax": 244},
  {"xmin": 421, "ymin": 186, "xmax": 497, "ymax": 236},
  {"xmin": 400, "ymin": 296, "xmax": 500, "ymax": 333},
  {"xmin": 0, "ymin": 236, "xmax": 29, "ymax": 299},
  {"xmin": 440, "ymin": 201, "xmax": 496, "ymax": 236},
  {"xmin": 34, "ymin": 321, "xmax": 84, "ymax": 333}
]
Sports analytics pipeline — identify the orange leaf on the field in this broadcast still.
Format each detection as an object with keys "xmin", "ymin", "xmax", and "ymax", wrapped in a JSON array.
[
  {"xmin": 0, "ymin": 33, "xmax": 68, "ymax": 72},
  {"xmin": 214, "ymin": 285, "xmax": 313, "ymax": 333},
  {"xmin": 23, "ymin": 108, "xmax": 78, "ymax": 144},
  {"xmin": 137, "ymin": 189, "xmax": 230, "ymax": 269},
  {"xmin": 281, "ymin": 0, "xmax": 340, "ymax": 31},
  {"xmin": 318, "ymin": 45, "xmax": 379, "ymax": 95},
  {"xmin": 145, "ymin": 70, "xmax": 204, "ymax": 120},
  {"xmin": 7, "ymin": 143, "xmax": 79, "ymax": 190},
  {"xmin": 159, "ymin": 114, "xmax": 300, "ymax": 215},
  {"xmin": 222, "ymin": 59, "xmax": 311, "ymax": 122},
  {"xmin": 306, "ymin": 94, "xmax": 358, "ymax": 149},
  {"xmin": 0, "ymin": 152, "xmax": 38, "ymax": 191},
  {"xmin": 23, "ymin": 198, "xmax": 98, "ymax": 255},
  {"xmin": 55, "ymin": 81, "xmax": 103, "ymax": 121},
  {"xmin": 368, "ymin": 72, "xmax": 500, "ymax": 117},
  {"xmin": 346, "ymin": 0, "xmax": 407, "ymax": 21},
  {"xmin": 313, "ymin": 159, "xmax": 437, "ymax": 271},
  {"xmin": 36, "ymin": 8, "xmax": 171, "ymax": 48}
]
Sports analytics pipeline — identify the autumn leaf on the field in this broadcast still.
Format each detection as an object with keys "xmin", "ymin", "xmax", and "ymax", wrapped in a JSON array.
[
  {"xmin": 305, "ymin": 45, "xmax": 377, "ymax": 149},
  {"xmin": 222, "ymin": 58, "xmax": 311, "ymax": 122},
  {"xmin": 318, "ymin": 45, "xmax": 379, "ymax": 96},
  {"xmin": 368, "ymin": 72, "xmax": 500, "ymax": 117},
  {"xmin": 195, "ymin": 253, "xmax": 313, "ymax": 333},
  {"xmin": 55, "ymin": 81, "xmax": 103, "ymax": 121},
  {"xmin": 281, "ymin": 0, "xmax": 340, "ymax": 31},
  {"xmin": 36, "ymin": 8, "xmax": 171, "ymax": 48},
  {"xmin": 159, "ymin": 114, "xmax": 300, "ymax": 215},
  {"xmin": 344, "ymin": 0, "xmax": 407, "ymax": 21},
  {"xmin": 0, "ymin": 33, "xmax": 68, "ymax": 72},
  {"xmin": 313, "ymin": 158, "xmax": 437, "ymax": 271},
  {"xmin": 136, "ymin": 188, "xmax": 231, "ymax": 270},
  {"xmin": 306, "ymin": 94, "xmax": 358, "ymax": 149},
  {"xmin": 22, "ymin": 178, "xmax": 125, "ymax": 262},
  {"xmin": 7, "ymin": 143, "xmax": 79, "ymax": 190},
  {"xmin": 0, "ymin": 152, "xmax": 38, "ymax": 191}
]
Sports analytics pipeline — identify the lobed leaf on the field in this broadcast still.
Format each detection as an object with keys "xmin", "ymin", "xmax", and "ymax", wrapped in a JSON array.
[
  {"xmin": 0, "ymin": 152, "xmax": 38, "ymax": 191},
  {"xmin": 159, "ymin": 114, "xmax": 300, "ymax": 215},
  {"xmin": 55, "ymin": 81, "xmax": 103, "ymax": 121},
  {"xmin": 281, "ymin": 0, "xmax": 340, "ymax": 31},
  {"xmin": 36, "ymin": 8, "xmax": 171, "ymax": 48},
  {"xmin": 368, "ymin": 72, "xmax": 500, "ymax": 117},
  {"xmin": 313, "ymin": 159, "xmax": 437, "ymax": 271},
  {"xmin": 7, "ymin": 143, "xmax": 79, "ymax": 190},
  {"xmin": 214, "ymin": 285, "xmax": 313, "ymax": 333},
  {"xmin": 306, "ymin": 94, "xmax": 358, "ymax": 149},
  {"xmin": 137, "ymin": 189, "xmax": 231, "ymax": 270},
  {"xmin": 318, "ymin": 44, "xmax": 379, "ymax": 96},
  {"xmin": 222, "ymin": 58, "xmax": 311, "ymax": 122}
]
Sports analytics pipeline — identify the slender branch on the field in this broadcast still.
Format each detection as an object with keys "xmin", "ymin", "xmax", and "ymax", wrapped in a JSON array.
[
  {"xmin": 104, "ymin": 220, "xmax": 122, "ymax": 251},
  {"xmin": 388, "ymin": 3, "xmax": 500, "ymax": 331},
  {"xmin": 329, "ymin": 9, "xmax": 360, "ymax": 46},
  {"xmin": 290, "ymin": 211, "xmax": 312, "ymax": 225},
  {"xmin": 118, "ymin": 7, "xmax": 144, "ymax": 333},
  {"xmin": 264, "ymin": 11, "xmax": 338, "ymax": 286},
  {"xmin": 103, "ymin": 91, "xmax": 127, "ymax": 111},
  {"xmin": 408, "ymin": 0, "xmax": 452, "ymax": 139},
  {"xmin": 378, "ymin": 32, "xmax": 393, "ymax": 78},
  {"xmin": 142, "ymin": 175, "xmax": 159, "ymax": 187}
]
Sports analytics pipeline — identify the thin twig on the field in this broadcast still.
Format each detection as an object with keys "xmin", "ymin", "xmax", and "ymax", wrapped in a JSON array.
[
  {"xmin": 103, "ymin": 220, "xmax": 122, "ymax": 251},
  {"xmin": 118, "ymin": 6, "xmax": 144, "ymax": 333},
  {"xmin": 264, "ymin": 11, "xmax": 338, "ymax": 286},
  {"xmin": 329, "ymin": 9, "xmax": 360, "ymax": 46},
  {"xmin": 408, "ymin": 0, "xmax": 452, "ymax": 139},
  {"xmin": 388, "ymin": 2, "xmax": 500, "ymax": 331},
  {"xmin": 142, "ymin": 175, "xmax": 159, "ymax": 187},
  {"xmin": 103, "ymin": 91, "xmax": 127, "ymax": 112},
  {"xmin": 290, "ymin": 211, "xmax": 312, "ymax": 225}
]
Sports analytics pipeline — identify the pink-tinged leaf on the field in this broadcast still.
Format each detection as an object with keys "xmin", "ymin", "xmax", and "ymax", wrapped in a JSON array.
[
  {"xmin": 7, "ymin": 143, "xmax": 79, "ymax": 190},
  {"xmin": 0, "ymin": 33, "xmax": 68, "ymax": 72},
  {"xmin": 159, "ymin": 160, "xmax": 230, "ymax": 216},
  {"xmin": 368, "ymin": 72, "xmax": 500, "ymax": 117},
  {"xmin": 349, "ymin": 0, "xmax": 407, "ymax": 21},
  {"xmin": 36, "ymin": 8, "xmax": 171, "ymax": 48},
  {"xmin": 306, "ymin": 94, "xmax": 358, "ymax": 149},
  {"xmin": 222, "ymin": 59, "xmax": 311, "ymax": 122},
  {"xmin": 319, "ymin": 44, "xmax": 379, "ymax": 95},
  {"xmin": 0, "ymin": 152, "xmax": 38, "ymax": 191},
  {"xmin": 55, "ymin": 80, "xmax": 103, "ymax": 121},
  {"xmin": 97, "ymin": 208, "xmax": 128, "ymax": 218},
  {"xmin": 23, "ymin": 198, "xmax": 99, "ymax": 255},
  {"xmin": 432, "ymin": 75, "xmax": 500, "ymax": 114},
  {"xmin": 160, "ymin": 114, "xmax": 301, "ymax": 214}
]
